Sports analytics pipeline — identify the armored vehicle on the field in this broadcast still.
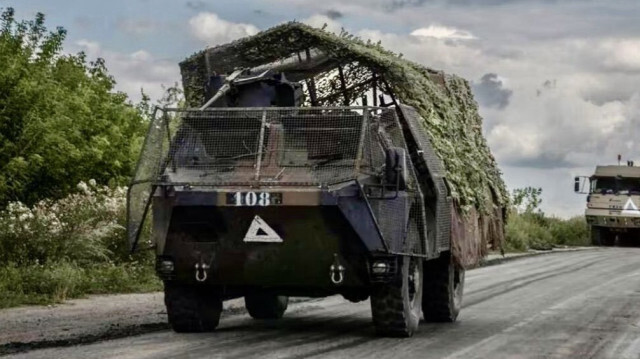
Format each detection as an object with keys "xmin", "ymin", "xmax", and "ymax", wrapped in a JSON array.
[
  {"xmin": 575, "ymin": 162, "xmax": 640, "ymax": 246},
  {"xmin": 127, "ymin": 23, "xmax": 507, "ymax": 337}
]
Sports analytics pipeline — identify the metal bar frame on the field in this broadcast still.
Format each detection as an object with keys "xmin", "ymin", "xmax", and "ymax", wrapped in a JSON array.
[
  {"xmin": 354, "ymin": 109, "xmax": 368, "ymax": 174},
  {"xmin": 154, "ymin": 106, "xmax": 388, "ymax": 188},
  {"xmin": 126, "ymin": 106, "xmax": 160, "ymax": 252},
  {"xmin": 254, "ymin": 110, "xmax": 268, "ymax": 180},
  {"xmin": 159, "ymin": 106, "xmax": 384, "ymax": 112},
  {"xmin": 337, "ymin": 66, "xmax": 349, "ymax": 106}
]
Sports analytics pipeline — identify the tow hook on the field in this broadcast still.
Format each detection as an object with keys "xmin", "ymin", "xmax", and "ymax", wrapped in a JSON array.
[
  {"xmin": 195, "ymin": 261, "xmax": 209, "ymax": 282},
  {"xmin": 330, "ymin": 254, "xmax": 345, "ymax": 285}
]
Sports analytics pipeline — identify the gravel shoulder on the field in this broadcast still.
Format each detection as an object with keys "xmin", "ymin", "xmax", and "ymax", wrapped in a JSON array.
[
  {"xmin": 0, "ymin": 293, "xmax": 168, "ymax": 354},
  {"xmin": 0, "ymin": 247, "xmax": 593, "ymax": 355},
  {"xmin": 0, "ymin": 293, "xmax": 252, "ymax": 355}
]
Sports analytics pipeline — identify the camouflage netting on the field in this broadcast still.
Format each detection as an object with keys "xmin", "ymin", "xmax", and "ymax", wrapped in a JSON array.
[{"xmin": 179, "ymin": 22, "xmax": 507, "ymax": 267}]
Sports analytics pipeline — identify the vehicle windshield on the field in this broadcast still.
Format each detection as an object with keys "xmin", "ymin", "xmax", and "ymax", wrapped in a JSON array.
[{"xmin": 592, "ymin": 177, "xmax": 640, "ymax": 195}]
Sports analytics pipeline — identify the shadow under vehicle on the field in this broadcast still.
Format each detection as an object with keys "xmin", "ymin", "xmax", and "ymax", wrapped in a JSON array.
[{"xmin": 128, "ymin": 23, "xmax": 506, "ymax": 337}]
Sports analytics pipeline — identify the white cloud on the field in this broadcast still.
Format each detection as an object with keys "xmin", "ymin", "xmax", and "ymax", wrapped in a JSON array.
[
  {"xmin": 410, "ymin": 25, "xmax": 476, "ymax": 40},
  {"xmin": 188, "ymin": 12, "xmax": 259, "ymax": 46},
  {"xmin": 73, "ymin": 40, "xmax": 179, "ymax": 103},
  {"xmin": 303, "ymin": 14, "xmax": 343, "ymax": 34},
  {"xmin": 356, "ymin": 28, "xmax": 483, "ymax": 74},
  {"xmin": 594, "ymin": 39, "xmax": 640, "ymax": 73}
]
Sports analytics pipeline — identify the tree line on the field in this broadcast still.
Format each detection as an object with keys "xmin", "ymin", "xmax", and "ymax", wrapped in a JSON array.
[{"xmin": 0, "ymin": 8, "xmax": 150, "ymax": 207}]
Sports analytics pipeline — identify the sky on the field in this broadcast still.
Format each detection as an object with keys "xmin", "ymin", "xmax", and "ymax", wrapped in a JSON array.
[{"xmin": 6, "ymin": 0, "xmax": 640, "ymax": 217}]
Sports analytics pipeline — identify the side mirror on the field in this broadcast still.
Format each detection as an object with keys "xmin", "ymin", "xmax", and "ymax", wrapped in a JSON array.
[{"xmin": 574, "ymin": 176, "xmax": 589, "ymax": 194}]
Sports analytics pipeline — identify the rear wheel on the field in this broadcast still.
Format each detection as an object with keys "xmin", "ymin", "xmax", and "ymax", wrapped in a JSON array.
[
  {"xmin": 164, "ymin": 282, "xmax": 222, "ymax": 333},
  {"xmin": 591, "ymin": 226, "xmax": 615, "ymax": 246},
  {"xmin": 370, "ymin": 255, "xmax": 423, "ymax": 337},
  {"xmin": 245, "ymin": 292, "xmax": 288, "ymax": 319},
  {"xmin": 422, "ymin": 251, "xmax": 465, "ymax": 322}
]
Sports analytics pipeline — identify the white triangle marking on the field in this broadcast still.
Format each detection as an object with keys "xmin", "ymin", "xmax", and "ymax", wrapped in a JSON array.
[
  {"xmin": 621, "ymin": 198, "xmax": 640, "ymax": 216},
  {"xmin": 243, "ymin": 215, "xmax": 283, "ymax": 243}
]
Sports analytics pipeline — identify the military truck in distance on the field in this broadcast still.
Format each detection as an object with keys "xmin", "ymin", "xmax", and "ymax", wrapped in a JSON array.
[
  {"xmin": 127, "ymin": 23, "xmax": 507, "ymax": 337},
  {"xmin": 575, "ymin": 162, "xmax": 640, "ymax": 246}
]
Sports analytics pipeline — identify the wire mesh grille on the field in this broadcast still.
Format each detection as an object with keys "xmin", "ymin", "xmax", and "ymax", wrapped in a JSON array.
[
  {"xmin": 365, "ymin": 109, "xmax": 428, "ymax": 256},
  {"xmin": 127, "ymin": 108, "xmax": 170, "ymax": 248},
  {"xmin": 398, "ymin": 104, "xmax": 451, "ymax": 252},
  {"xmin": 145, "ymin": 107, "xmax": 390, "ymax": 186}
]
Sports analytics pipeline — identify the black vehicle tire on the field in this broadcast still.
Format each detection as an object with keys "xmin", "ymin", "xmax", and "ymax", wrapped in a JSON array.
[
  {"xmin": 164, "ymin": 282, "xmax": 222, "ymax": 333},
  {"xmin": 370, "ymin": 256, "xmax": 423, "ymax": 337},
  {"xmin": 591, "ymin": 226, "xmax": 615, "ymax": 246},
  {"xmin": 244, "ymin": 292, "xmax": 289, "ymax": 319},
  {"xmin": 422, "ymin": 251, "xmax": 465, "ymax": 323}
]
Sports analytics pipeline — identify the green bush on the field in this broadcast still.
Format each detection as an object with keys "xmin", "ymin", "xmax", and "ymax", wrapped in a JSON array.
[
  {"xmin": 505, "ymin": 187, "xmax": 590, "ymax": 251},
  {"xmin": 0, "ymin": 181, "xmax": 132, "ymax": 265},
  {"xmin": 0, "ymin": 181, "xmax": 159, "ymax": 308},
  {"xmin": 505, "ymin": 212, "xmax": 553, "ymax": 251},
  {"xmin": 548, "ymin": 216, "xmax": 590, "ymax": 247},
  {"xmin": 78, "ymin": 262, "xmax": 160, "ymax": 294},
  {"xmin": 505, "ymin": 212, "xmax": 590, "ymax": 251},
  {"xmin": 0, "ymin": 262, "xmax": 83, "ymax": 306},
  {"xmin": 0, "ymin": 262, "xmax": 160, "ymax": 308}
]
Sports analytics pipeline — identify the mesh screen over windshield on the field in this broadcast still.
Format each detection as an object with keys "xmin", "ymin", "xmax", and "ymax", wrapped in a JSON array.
[{"xmin": 140, "ymin": 107, "xmax": 398, "ymax": 186}]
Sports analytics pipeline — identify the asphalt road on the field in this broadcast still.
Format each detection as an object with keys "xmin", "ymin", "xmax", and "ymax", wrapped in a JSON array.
[{"xmin": 9, "ymin": 248, "xmax": 640, "ymax": 359}]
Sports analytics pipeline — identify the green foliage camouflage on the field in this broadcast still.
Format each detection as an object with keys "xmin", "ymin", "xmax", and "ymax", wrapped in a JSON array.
[
  {"xmin": 0, "ymin": 8, "xmax": 148, "ymax": 207},
  {"xmin": 179, "ymin": 22, "xmax": 507, "ymax": 213}
]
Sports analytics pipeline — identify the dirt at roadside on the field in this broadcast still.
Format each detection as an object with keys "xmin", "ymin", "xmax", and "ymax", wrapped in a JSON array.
[
  {"xmin": 0, "ymin": 292, "xmax": 247, "ymax": 355},
  {"xmin": 0, "ymin": 293, "xmax": 166, "ymax": 354},
  {"xmin": 0, "ymin": 291, "xmax": 287, "ymax": 355}
]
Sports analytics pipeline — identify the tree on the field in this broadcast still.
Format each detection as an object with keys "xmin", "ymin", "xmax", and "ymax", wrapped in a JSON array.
[
  {"xmin": 0, "ymin": 8, "xmax": 148, "ymax": 206},
  {"xmin": 511, "ymin": 187, "xmax": 543, "ymax": 214}
]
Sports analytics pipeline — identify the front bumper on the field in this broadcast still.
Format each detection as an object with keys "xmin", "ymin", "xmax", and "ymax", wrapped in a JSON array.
[
  {"xmin": 150, "ymin": 181, "xmax": 408, "ymax": 291},
  {"xmin": 585, "ymin": 211, "xmax": 640, "ymax": 228}
]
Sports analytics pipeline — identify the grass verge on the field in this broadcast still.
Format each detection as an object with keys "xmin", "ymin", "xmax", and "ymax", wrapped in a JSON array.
[
  {"xmin": 0, "ymin": 262, "xmax": 161, "ymax": 309},
  {"xmin": 505, "ymin": 212, "xmax": 590, "ymax": 251}
]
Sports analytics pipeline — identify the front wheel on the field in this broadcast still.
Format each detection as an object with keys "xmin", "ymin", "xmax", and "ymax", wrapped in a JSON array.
[
  {"xmin": 422, "ymin": 251, "xmax": 465, "ymax": 322},
  {"xmin": 618, "ymin": 229, "xmax": 640, "ymax": 246},
  {"xmin": 370, "ymin": 255, "xmax": 423, "ymax": 337},
  {"xmin": 591, "ymin": 226, "xmax": 615, "ymax": 246},
  {"xmin": 164, "ymin": 282, "xmax": 223, "ymax": 333}
]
